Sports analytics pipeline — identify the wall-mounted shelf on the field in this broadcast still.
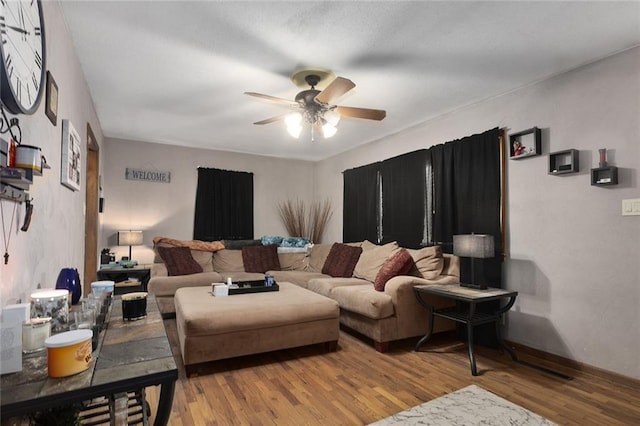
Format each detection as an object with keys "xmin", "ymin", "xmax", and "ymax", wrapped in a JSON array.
[
  {"xmin": 510, "ymin": 127, "xmax": 541, "ymax": 159},
  {"xmin": 591, "ymin": 166, "xmax": 618, "ymax": 186},
  {"xmin": 549, "ymin": 149, "xmax": 579, "ymax": 175},
  {"xmin": 0, "ymin": 166, "xmax": 47, "ymax": 202}
]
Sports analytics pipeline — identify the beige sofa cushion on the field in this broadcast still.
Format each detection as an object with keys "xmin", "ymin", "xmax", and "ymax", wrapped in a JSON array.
[
  {"xmin": 353, "ymin": 241, "xmax": 399, "ymax": 282},
  {"xmin": 407, "ymin": 246, "xmax": 444, "ymax": 280},
  {"xmin": 213, "ymin": 249, "xmax": 245, "ymax": 272},
  {"xmin": 267, "ymin": 270, "xmax": 328, "ymax": 289},
  {"xmin": 307, "ymin": 277, "xmax": 370, "ymax": 297},
  {"xmin": 278, "ymin": 252, "xmax": 308, "ymax": 271},
  {"xmin": 330, "ymin": 285, "xmax": 394, "ymax": 319},
  {"xmin": 148, "ymin": 272, "xmax": 222, "ymax": 297},
  {"xmin": 307, "ymin": 244, "xmax": 333, "ymax": 272}
]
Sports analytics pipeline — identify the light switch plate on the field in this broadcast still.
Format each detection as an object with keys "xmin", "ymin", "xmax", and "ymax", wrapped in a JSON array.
[{"xmin": 622, "ymin": 198, "xmax": 640, "ymax": 216}]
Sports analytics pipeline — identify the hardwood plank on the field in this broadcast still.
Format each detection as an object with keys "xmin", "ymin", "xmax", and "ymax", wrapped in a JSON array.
[{"xmin": 142, "ymin": 318, "xmax": 639, "ymax": 425}]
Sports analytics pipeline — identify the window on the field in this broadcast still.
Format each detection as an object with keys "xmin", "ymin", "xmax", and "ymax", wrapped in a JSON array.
[{"xmin": 193, "ymin": 167, "xmax": 253, "ymax": 241}]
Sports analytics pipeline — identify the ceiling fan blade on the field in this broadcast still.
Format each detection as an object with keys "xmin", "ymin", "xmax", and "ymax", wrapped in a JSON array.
[
  {"xmin": 253, "ymin": 114, "xmax": 288, "ymax": 125},
  {"xmin": 314, "ymin": 77, "xmax": 355, "ymax": 104},
  {"xmin": 336, "ymin": 106, "xmax": 386, "ymax": 121},
  {"xmin": 244, "ymin": 92, "xmax": 298, "ymax": 107}
]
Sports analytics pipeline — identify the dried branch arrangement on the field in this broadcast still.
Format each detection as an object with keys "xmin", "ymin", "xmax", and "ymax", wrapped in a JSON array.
[{"xmin": 277, "ymin": 198, "xmax": 333, "ymax": 243}]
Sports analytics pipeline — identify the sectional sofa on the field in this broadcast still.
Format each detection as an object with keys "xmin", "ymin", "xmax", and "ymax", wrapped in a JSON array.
[{"xmin": 148, "ymin": 238, "xmax": 460, "ymax": 351}]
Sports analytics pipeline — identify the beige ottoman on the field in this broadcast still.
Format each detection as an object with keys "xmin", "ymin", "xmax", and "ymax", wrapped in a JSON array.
[{"xmin": 175, "ymin": 282, "xmax": 339, "ymax": 375}]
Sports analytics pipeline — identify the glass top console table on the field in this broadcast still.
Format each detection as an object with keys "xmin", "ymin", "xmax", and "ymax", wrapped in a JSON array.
[{"xmin": 1, "ymin": 294, "xmax": 178, "ymax": 425}]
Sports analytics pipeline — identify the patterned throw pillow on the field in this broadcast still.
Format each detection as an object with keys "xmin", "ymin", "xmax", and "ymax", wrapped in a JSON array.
[
  {"xmin": 322, "ymin": 243, "xmax": 363, "ymax": 278},
  {"xmin": 157, "ymin": 246, "xmax": 204, "ymax": 276},
  {"xmin": 242, "ymin": 244, "xmax": 281, "ymax": 273},
  {"xmin": 373, "ymin": 248, "xmax": 414, "ymax": 291}
]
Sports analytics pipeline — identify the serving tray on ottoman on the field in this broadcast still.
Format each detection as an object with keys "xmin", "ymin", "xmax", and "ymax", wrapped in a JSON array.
[
  {"xmin": 175, "ymin": 282, "xmax": 339, "ymax": 376},
  {"xmin": 229, "ymin": 280, "xmax": 279, "ymax": 295}
]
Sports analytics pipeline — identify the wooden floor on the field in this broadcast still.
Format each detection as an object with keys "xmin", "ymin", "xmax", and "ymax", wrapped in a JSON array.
[{"xmin": 145, "ymin": 319, "xmax": 640, "ymax": 426}]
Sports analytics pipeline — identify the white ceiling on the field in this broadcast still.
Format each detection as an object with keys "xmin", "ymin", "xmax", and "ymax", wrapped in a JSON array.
[{"xmin": 60, "ymin": 1, "xmax": 640, "ymax": 161}]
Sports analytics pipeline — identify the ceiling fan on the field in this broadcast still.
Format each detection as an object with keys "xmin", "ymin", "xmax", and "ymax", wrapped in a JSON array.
[{"xmin": 245, "ymin": 68, "xmax": 386, "ymax": 141}]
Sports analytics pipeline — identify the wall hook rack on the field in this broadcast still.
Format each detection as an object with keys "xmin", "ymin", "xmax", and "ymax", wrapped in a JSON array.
[{"xmin": 0, "ymin": 105, "xmax": 22, "ymax": 144}]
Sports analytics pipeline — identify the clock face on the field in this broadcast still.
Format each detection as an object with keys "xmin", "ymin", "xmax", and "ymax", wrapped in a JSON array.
[{"xmin": 0, "ymin": 0, "xmax": 46, "ymax": 115}]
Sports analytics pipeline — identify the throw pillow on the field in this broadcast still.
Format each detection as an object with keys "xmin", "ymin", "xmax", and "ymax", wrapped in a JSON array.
[
  {"xmin": 407, "ymin": 245, "xmax": 445, "ymax": 279},
  {"xmin": 374, "ymin": 248, "xmax": 414, "ymax": 291},
  {"xmin": 308, "ymin": 244, "xmax": 333, "ymax": 272},
  {"xmin": 157, "ymin": 246, "xmax": 203, "ymax": 276},
  {"xmin": 321, "ymin": 243, "xmax": 363, "ymax": 278},
  {"xmin": 353, "ymin": 241, "xmax": 399, "ymax": 282},
  {"xmin": 242, "ymin": 244, "xmax": 281, "ymax": 273},
  {"xmin": 213, "ymin": 249, "xmax": 245, "ymax": 272}
]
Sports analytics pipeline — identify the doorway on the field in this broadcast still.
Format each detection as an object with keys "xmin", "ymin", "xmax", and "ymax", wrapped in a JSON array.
[{"xmin": 84, "ymin": 124, "xmax": 99, "ymax": 295}]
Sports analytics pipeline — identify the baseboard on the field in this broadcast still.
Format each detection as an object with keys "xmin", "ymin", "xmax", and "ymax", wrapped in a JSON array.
[{"xmin": 505, "ymin": 340, "xmax": 640, "ymax": 390}]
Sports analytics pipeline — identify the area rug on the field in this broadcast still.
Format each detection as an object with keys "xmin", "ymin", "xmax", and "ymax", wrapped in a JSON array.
[{"xmin": 369, "ymin": 385, "xmax": 556, "ymax": 425}]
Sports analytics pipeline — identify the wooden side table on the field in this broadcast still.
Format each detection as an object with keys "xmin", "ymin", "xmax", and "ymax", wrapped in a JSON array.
[{"xmin": 96, "ymin": 265, "xmax": 151, "ymax": 295}]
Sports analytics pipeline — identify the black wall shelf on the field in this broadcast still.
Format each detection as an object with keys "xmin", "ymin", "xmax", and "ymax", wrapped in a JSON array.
[
  {"xmin": 549, "ymin": 149, "xmax": 579, "ymax": 175},
  {"xmin": 591, "ymin": 166, "xmax": 618, "ymax": 186},
  {"xmin": 509, "ymin": 127, "xmax": 541, "ymax": 159}
]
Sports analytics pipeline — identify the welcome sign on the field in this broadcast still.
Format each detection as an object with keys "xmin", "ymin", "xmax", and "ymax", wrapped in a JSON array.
[{"xmin": 125, "ymin": 168, "xmax": 171, "ymax": 183}]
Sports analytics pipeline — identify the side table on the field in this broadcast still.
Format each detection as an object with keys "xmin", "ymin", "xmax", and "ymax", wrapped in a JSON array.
[
  {"xmin": 97, "ymin": 265, "xmax": 151, "ymax": 295},
  {"xmin": 413, "ymin": 284, "xmax": 518, "ymax": 376}
]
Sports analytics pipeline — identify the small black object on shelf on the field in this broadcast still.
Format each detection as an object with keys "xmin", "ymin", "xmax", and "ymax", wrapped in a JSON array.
[
  {"xmin": 549, "ymin": 149, "xmax": 579, "ymax": 175},
  {"xmin": 591, "ymin": 166, "xmax": 618, "ymax": 186}
]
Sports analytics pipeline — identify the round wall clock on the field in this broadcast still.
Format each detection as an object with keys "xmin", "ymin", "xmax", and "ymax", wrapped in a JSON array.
[{"xmin": 0, "ymin": 0, "xmax": 46, "ymax": 115}]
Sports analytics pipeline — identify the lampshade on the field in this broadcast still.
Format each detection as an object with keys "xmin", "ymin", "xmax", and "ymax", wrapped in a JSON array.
[
  {"xmin": 453, "ymin": 234, "xmax": 494, "ymax": 259},
  {"xmin": 117, "ymin": 230, "xmax": 143, "ymax": 246}
]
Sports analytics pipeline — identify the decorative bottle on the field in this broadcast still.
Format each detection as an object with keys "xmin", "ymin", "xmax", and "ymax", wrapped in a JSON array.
[{"xmin": 55, "ymin": 268, "xmax": 82, "ymax": 305}]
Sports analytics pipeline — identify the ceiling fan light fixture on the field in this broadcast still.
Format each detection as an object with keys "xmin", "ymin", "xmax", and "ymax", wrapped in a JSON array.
[
  {"xmin": 285, "ymin": 112, "xmax": 303, "ymax": 138},
  {"xmin": 324, "ymin": 109, "xmax": 341, "ymax": 127},
  {"xmin": 321, "ymin": 121, "xmax": 337, "ymax": 139}
]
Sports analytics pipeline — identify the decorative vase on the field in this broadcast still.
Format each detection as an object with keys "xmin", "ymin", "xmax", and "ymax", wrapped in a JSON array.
[
  {"xmin": 599, "ymin": 148, "xmax": 608, "ymax": 168},
  {"xmin": 55, "ymin": 268, "xmax": 82, "ymax": 305}
]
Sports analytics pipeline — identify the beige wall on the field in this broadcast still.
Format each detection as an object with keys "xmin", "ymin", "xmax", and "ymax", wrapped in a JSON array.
[
  {"xmin": 315, "ymin": 47, "xmax": 640, "ymax": 379},
  {"xmin": 99, "ymin": 139, "xmax": 316, "ymax": 264},
  {"xmin": 0, "ymin": 2, "xmax": 103, "ymax": 306}
]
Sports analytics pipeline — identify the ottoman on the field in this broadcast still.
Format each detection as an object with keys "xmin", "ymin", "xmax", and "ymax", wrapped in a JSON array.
[{"xmin": 175, "ymin": 282, "xmax": 340, "ymax": 375}]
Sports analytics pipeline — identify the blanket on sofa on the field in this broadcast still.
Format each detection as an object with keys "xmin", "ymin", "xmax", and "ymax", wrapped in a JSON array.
[{"xmin": 153, "ymin": 236, "xmax": 225, "ymax": 252}]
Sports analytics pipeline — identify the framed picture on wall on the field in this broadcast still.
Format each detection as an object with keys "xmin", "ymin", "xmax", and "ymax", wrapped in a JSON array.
[
  {"xmin": 45, "ymin": 71, "xmax": 59, "ymax": 126},
  {"xmin": 61, "ymin": 119, "xmax": 81, "ymax": 191}
]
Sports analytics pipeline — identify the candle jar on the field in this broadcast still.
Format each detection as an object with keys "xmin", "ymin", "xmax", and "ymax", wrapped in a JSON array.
[
  {"xmin": 30, "ymin": 289, "xmax": 69, "ymax": 332},
  {"xmin": 22, "ymin": 318, "xmax": 52, "ymax": 353}
]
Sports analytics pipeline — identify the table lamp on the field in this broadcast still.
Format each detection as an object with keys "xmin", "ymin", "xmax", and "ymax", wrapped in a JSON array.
[
  {"xmin": 453, "ymin": 233, "xmax": 494, "ymax": 289},
  {"xmin": 117, "ymin": 230, "xmax": 143, "ymax": 261}
]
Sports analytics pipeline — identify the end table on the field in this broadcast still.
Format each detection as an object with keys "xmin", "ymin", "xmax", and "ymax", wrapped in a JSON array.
[
  {"xmin": 413, "ymin": 284, "xmax": 518, "ymax": 376},
  {"xmin": 96, "ymin": 265, "xmax": 151, "ymax": 295}
]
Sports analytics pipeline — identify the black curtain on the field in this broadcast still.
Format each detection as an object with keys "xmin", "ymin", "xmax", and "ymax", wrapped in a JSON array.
[
  {"xmin": 193, "ymin": 167, "xmax": 254, "ymax": 241},
  {"xmin": 380, "ymin": 150, "xmax": 428, "ymax": 248},
  {"xmin": 343, "ymin": 163, "xmax": 380, "ymax": 243},
  {"xmin": 431, "ymin": 127, "xmax": 502, "ymax": 287},
  {"xmin": 430, "ymin": 128, "xmax": 502, "ymax": 346}
]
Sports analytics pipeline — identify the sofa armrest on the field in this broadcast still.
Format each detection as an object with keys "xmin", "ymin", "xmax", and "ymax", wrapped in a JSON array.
[
  {"xmin": 383, "ymin": 275, "xmax": 457, "ymax": 339},
  {"xmin": 151, "ymin": 262, "xmax": 168, "ymax": 278}
]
